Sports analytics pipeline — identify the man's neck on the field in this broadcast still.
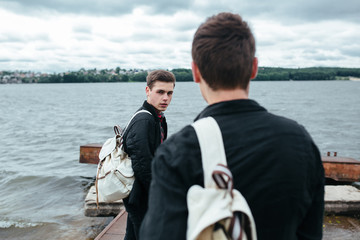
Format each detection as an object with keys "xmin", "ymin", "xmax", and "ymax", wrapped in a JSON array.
[{"xmin": 204, "ymin": 87, "xmax": 249, "ymax": 105}]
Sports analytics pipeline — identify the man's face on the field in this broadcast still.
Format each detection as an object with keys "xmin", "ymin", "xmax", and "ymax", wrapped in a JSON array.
[{"xmin": 146, "ymin": 81, "xmax": 174, "ymax": 112}]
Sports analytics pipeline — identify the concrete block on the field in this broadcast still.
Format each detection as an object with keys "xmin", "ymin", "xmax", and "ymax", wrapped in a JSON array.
[
  {"xmin": 85, "ymin": 186, "xmax": 124, "ymax": 217},
  {"xmin": 325, "ymin": 186, "xmax": 360, "ymax": 214}
]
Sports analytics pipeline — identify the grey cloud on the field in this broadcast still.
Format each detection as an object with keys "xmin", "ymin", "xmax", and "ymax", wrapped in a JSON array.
[
  {"xmin": 0, "ymin": 33, "xmax": 50, "ymax": 43},
  {"xmin": 1, "ymin": 0, "xmax": 192, "ymax": 16},
  {"xmin": 256, "ymin": 38, "xmax": 278, "ymax": 47},
  {"xmin": 299, "ymin": 49, "xmax": 346, "ymax": 61},
  {"xmin": 76, "ymin": 53, "xmax": 102, "ymax": 59},
  {"xmin": 174, "ymin": 34, "xmax": 192, "ymax": 43},
  {"xmin": 302, "ymin": 49, "xmax": 318, "ymax": 54},
  {"xmin": 283, "ymin": 55, "xmax": 295, "ymax": 60},
  {"xmin": 73, "ymin": 24, "xmax": 92, "ymax": 34},
  {"xmin": 106, "ymin": 36, "xmax": 128, "ymax": 43},
  {"xmin": 341, "ymin": 46, "xmax": 360, "ymax": 58},
  {"xmin": 0, "ymin": 34, "xmax": 24, "ymax": 43},
  {"xmin": 10, "ymin": 58, "xmax": 38, "ymax": 63},
  {"xmin": 190, "ymin": 0, "xmax": 360, "ymax": 24},
  {"xmin": 100, "ymin": 57, "xmax": 128, "ymax": 64},
  {"xmin": 20, "ymin": 59, "xmax": 38, "ymax": 62},
  {"xmin": 145, "ymin": 0, "xmax": 192, "ymax": 14},
  {"xmin": 1, "ymin": 0, "xmax": 132, "ymax": 15},
  {"xmin": 126, "ymin": 48, "xmax": 157, "ymax": 54},
  {"xmin": 131, "ymin": 30, "xmax": 193, "ymax": 43},
  {"xmin": 172, "ymin": 20, "xmax": 197, "ymax": 32},
  {"xmin": 64, "ymin": 24, "xmax": 94, "ymax": 41},
  {"xmin": 313, "ymin": 54, "xmax": 343, "ymax": 61},
  {"xmin": 74, "ymin": 35, "xmax": 93, "ymax": 41},
  {"xmin": 0, "ymin": 58, "xmax": 12, "ymax": 62},
  {"xmin": 3, "ymin": 0, "xmax": 359, "ymax": 23},
  {"xmin": 251, "ymin": 0, "xmax": 360, "ymax": 24},
  {"xmin": 35, "ymin": 44, "xmax": 62, "ymax": 51},
  {"xmin": 131, "ymin": 32, "xmax": 158, "ymax": 41}
]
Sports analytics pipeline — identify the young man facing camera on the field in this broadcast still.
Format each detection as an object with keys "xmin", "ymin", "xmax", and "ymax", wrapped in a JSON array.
[{"xmin": 122, "ymin": 69, "xmax": 175, "ymax": 240}]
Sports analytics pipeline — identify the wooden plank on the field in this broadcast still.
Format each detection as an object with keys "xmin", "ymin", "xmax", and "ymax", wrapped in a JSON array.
[
  {"xmin": 95, "ymin": 209, "xmax": 127, "ymax": 240},
  {"xmin": 79, "ymin": 144, "xmax": 360, "ymax": 182},
  {"xmin": 79, "ymin": 143, "xmax": 102, "ymax": 164},
  {"xmin": 323, "ymin": 156, "xmax": 360, "ymax": 182}
]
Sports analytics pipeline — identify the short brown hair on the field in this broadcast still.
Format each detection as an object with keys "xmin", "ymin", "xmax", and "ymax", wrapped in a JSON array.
[
  {"xmin": 192, "ymin": 12, "xmax": 256, "ymax": 90},
  {"xmin": 146, "ymin": 70, "xmax": 176, "ymax": 89}
]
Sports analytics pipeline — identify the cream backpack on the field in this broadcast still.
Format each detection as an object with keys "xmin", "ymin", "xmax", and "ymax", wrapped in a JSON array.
[
  {"xmin": 187, "ymin": 117, "xmax": 257, "ymax": 240},
  {"xmin": 95, "ymin": 110, "xmax": 151, "ymax": 205}
]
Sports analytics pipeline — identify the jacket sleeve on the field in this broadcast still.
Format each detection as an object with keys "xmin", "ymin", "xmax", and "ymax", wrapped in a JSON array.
[
  {"xmin": 125, "ymin": 118, "xmax": 157, "ymax": 193},
  {"xmin": 140, "ymin": 126, "xmax": 201, "ymax": 240},
  {"xmin": 297, "ymin": 143, "xmax": 325, "ymax": 240}
]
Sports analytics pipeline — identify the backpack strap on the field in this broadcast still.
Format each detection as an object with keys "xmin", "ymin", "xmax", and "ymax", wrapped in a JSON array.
[
  {"xmin": 192, "ymin": 116, "xmax": 227, "ymax": 188},
  {"xmin": 192, "ymin": 117, "xmax": 257, "ymax": 240},
  {"xmin": 121, "ymin": 109, "xmax": 152, "ymax": 136}
]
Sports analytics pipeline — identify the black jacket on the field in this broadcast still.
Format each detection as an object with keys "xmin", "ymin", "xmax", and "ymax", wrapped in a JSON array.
[
  {"xmin": 140, "ymin": 99, "xmax": 324, "ymax": 240},
  {"xmin": 123, "ymin": 101, "xmax": 167, "ymax": 214}
]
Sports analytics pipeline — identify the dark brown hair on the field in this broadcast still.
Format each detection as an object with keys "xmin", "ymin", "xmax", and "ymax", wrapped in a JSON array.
[
  {"xmin": 192, "ymin": 12, "xmax": 256, "ymax": 90},
  {"xmin": 146, "ymin": 70, "xmax": 176, "ymax": 89}
]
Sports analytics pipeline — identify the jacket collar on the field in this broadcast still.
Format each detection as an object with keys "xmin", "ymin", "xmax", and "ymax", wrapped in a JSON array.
[
  {"xmin": 142, "ymin": 100, "xmax": 168, "ymax": 139},
  {"xmin": 141, "ymin": 100, "xmax": 167, "ymax": 123},
  {"xmin": 194, "ymin": 99, "xmax": 267, "ymax": 121},
  {"xmin": 142, "ymin": 100, "xmax": 159, "ymax": 118}
]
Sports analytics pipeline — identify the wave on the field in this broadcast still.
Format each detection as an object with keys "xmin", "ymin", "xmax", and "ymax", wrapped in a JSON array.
[{"xmin": 0, "ymin": 219, "xmax": 43, "ymax": 229}]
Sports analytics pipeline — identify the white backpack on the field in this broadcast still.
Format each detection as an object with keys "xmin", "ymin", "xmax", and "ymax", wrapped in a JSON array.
[
  {"xmin": 187, "ymin": 117, "xmax": 257, "ymax": 240},
  {"xmin": 95, "ymin": 110, "xmax": 151, "ymax": 206}
]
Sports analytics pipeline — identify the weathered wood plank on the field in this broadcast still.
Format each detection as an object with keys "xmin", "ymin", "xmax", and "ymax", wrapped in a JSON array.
[
  {"xmin": 323, "ymin": 156, "xmax": 360, "ymax": 182},
  {"xmin": 80, "ymin": 144, "xmax": 360, "ymax": 182},
  {"xmin": 79, "ymin": 143, "xmax": 102, "ymax": 164},
  {"xmin": 95, "ymin": 209, "xmax": 127, "ymax": 240}
]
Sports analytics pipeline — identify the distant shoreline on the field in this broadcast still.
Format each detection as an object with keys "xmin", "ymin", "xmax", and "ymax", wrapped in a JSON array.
[
  {"xmin": 1, "ymin": 67, "xmax": 360, "ymax": 84},
  {"xmin": 349, "ymin": 77, "xmax": 360, "ymax": 81}
]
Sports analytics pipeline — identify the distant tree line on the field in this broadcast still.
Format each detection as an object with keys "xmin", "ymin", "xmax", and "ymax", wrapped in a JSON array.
[
  {"xmin": 254, "ymin": 67, "xmax": 360, "ymax": 81},
  {"xmin": 2, "ymin": 67, "xmax": 360, "ymax": 84},
  {"xmin": 35, "ymin": 67, "xmax": 360, "ymax": 83},
  {"xmin": 36, "ymin": 68, "xmax": 194, "ymax": 83}
]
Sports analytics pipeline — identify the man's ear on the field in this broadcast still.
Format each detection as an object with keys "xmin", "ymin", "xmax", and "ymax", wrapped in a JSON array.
[
  {"xmin": 250, "ymin": 57, "xmax": 258, "ymax": 79},
  {"xmin": 145, "ymin": 86, "xmax": 150, "ymax": 97},
  {"xmin": 191, "ymin": 61, "xmax": 201, "ymax": 83}
]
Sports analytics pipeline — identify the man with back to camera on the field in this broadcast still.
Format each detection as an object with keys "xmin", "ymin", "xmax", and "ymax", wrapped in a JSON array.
[
  {"xmin": 140, "ymin": 12, "xmax": 324, "ymax": 240},
  {"xmin": 122, "ymin": 69, "xmax": 175, "ymax": 240}
]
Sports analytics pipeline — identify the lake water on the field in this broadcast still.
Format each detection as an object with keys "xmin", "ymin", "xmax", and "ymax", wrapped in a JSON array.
[{"xmin": 0, "ymin": 81, "xmax": 359, "ymax": 239}]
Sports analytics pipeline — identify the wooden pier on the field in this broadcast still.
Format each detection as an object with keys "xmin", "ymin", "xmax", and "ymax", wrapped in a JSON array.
[
  {"xmin": 91, "ymin": 185, "xmax": 360, "ymax": 240},
  {"xmin": 80, "ymin": 144, "xmax": 360, "ymax": 240}
]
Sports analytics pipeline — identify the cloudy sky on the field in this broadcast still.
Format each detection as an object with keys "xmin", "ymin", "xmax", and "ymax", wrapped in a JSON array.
[{"xmin": 0, "ymin": 0, "xmax": 359, "ymax": 73}]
